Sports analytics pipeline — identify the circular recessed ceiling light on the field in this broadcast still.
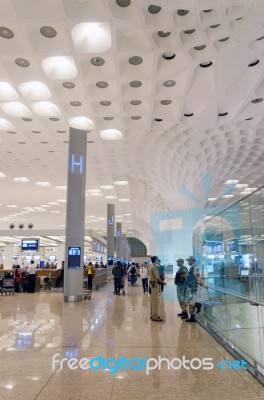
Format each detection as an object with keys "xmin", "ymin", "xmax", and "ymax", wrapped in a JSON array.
[
  {"xmin": 194, "ymin": 44, "xmax": 206, "ymax": 50},
  {"xmin": 57, "ymin": 130, "xmax": 66, "ymax": 133},
  {"xmin": 131, "ymin": 116, "xmax": 141, "ymax": 120},
  {"xmin": 203, "ymin": 9, "xmax": 212, "ymax": 13},
  {"xmin": 163, "ymin": 80, "xmax": 176, "ymax": 87},
  {"xmin": 63, "ymin": 82, "xmax": 75, "ymax": 89},
  {"xmin": 130, "ymin": 100, "xmax": 142, "ymax": 105},
  {"xmin": 218, "ymin": 112, "xmax": 228, "ymax": 116},
  {"xmin": 177, "ymin": 9, "xmax": 189, "ymax": 16},
  {"xmin": 91, "ymin": 57, "xmax": 105, "ymax": 66},
  {"xmin": 100, "ymin": 101, "xmax": 111, "ymax": 106},
  {"xmin": 70, "ymin": 101, "xmax": 82, "ymax": 106},
  {"xmin": 184, "ymin": 29, "xmax": 195, "ymax": 34},
  {"xmin": 40, "ymin": 26, "xmax": 57, "ymax": 38},
  {"xmin": 41, "ymin": 141, "xmax": 48, "ymax": 144},
  {"xmin": 162, "ymin": 52, "xmax": 176, "ymax": 60},
  {"xmin": 15, "ymin": 58, "xmax": 30, "ymax": 67},
  {"xmin": 49, "ymin": 117, "xmax": 60, "ymax": 121},
  {"xmin": 130, "ymin": 80, "xmax": 142, "ymax": 88},
  {"xmin": 96, "ymin": 81, "xmax": 109, "ymax": 88},
  {"xmin": 158, "ymin": 31, "xmax": 171, "ymax": 37},
  {"xmin": 210, "ymin": 24, "xmax": 220, "ymax": 28},
  {"xmin": 104, "ymin": 116, "xmax": 114, "ymax": 120},
  {"xmin": 32, "ymin": 131, "xmax": 41, "ymax": 134},
  {"xmin": 154, "ymin": 118, "xmax": 163, "ymax": 122},
  {"xmin": 200, "ymin": 61, "xmax": 213, "ymax": 68},
  {"xmin": 245, "ymin": 117, "xmax": 253, "ymax": 120},
  {"xmin": 219, "ymin": 37, "xmax": 229, "ymax": 42},
  {"xmin": 251, "ymin": 98, "xmax": 263, "ymax": 104},
  {"xmin": 129, "ymin": 56, "xmax": 143, "ymax": 65},
  {"xmin": 22, "ymin": 118, "xmax": 32, "ymax": 122},
  {"xmin": 8, "ymin": 131, "xmax": 16, "ymax": 134},
  {"xmin": 116, "ymin": 0, "xmax": 130, "ymax": 6},
  {"xmin": 184, "ymin": 113, "xmax": 193, "ymax": 117},
  {"xmin": 160, "ymin": 99, "xmax": 172, "ymax": 105},
  {"xmin": 235, "ymin": 17, "xmax": 243, "ymax": 21},
  {"xmin": 256, "ymin": 36, "xmax": 264, "ymax": 41},
  {"xmin": 0, "ymin": 27, "xmax": 14, "ymax": 38},
  {"xmin": 148, "ymin": 5, "xmax": 161, "ymax": 14},
  {"xmin": 248, "ymin": 59, "xmax": 259, "ymax": 67}
]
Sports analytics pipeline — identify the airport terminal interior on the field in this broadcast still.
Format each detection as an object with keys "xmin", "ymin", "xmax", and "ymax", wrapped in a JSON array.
[{"xmin": 0, "ymin": 0, "xmax": 264, "ymax": 399}]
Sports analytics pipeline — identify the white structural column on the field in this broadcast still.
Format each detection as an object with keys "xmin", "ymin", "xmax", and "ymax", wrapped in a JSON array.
[
  {"xmin": 3, "ymin": 243, "xmax": 13, "ymax": 269},
  {"xmin": 116, "ymin": 222, "xmax": 122, "ymax": 261},
  {"xmin": 122, "ymin": 234, "xmax": 127, "ymax": 262},
  {"xmin": 64, "ymin": 127, "xmax": 87, "ymax": 302},
  {"xmin": 57, "ymin": 242, "xmax": 65, "ymax": 269},
  {"xmin": 107, "ymin": 204, "xmax": 115, "ymax": 268}
]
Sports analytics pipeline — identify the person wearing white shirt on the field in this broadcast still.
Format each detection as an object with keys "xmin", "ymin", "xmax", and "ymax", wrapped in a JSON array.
[
  {"xmin": 28, "ymin": 260, "xmax": 36, "ymax": 293},
  {"xmin": 140, "ymin": 262, "xmax": 149, "ymax": 293}
]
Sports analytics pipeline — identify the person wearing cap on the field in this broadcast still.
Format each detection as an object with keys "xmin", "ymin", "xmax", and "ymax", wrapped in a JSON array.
[
  {"xmin": 183, "ymin": 256, "xmax": 204, "ymax": 323},
  {"xmin": 174, "ymin": 258, "xmax": 188, "ymax": 318},
  {"xmin": 149, "ymin": 256, "xmax": 167, "ymax": 322}
]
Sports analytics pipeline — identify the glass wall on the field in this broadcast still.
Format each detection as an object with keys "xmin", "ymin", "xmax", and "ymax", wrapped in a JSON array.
[{"xmin": 193, "ymin": 186, "xmax": 264, "ymax": 301}]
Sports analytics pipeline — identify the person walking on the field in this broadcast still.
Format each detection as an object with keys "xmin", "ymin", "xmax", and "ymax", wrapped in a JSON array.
[
  {"xmin": 183, "ymin": 256, "xmax": 204, "ymax": 323},
  {"xmin": 140, "ymin": 262, "xmax": 149, "ymax": 293},
  {"xmin": 28, "ymin": 260, "xmax": 37, "ymax": 293},
  {"xmin": 174, "ymin": 258, "xmax": 188, "ymax": 318},
  {"xmin": 87, "ymin": 262, "xmax": 96, "ymax": 296},
  {"xmin": 149, "ymin": 256, "xmax": 167, "ymax": 322},
  {"xmin": 112, "ymin": 261, "xmax": 125, "ymax": 295},
  {"xmin": 128, "ymin": 263, "xmax": 137, "ymax": 286}
]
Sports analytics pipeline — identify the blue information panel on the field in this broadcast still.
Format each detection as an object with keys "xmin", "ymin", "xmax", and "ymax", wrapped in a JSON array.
[{"xmin": 68, "ymin": 247, "xmax": 81, "ymax": 268}]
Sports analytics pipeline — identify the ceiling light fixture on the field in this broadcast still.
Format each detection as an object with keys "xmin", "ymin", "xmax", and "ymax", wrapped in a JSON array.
[
  {"xmin": 130, "ymin": 100, "xmax": 141, "ymax": 105},
  {"xmin": 68, "ymin": 117, "xmax": 94, "ymax": 130},
  {"xmin": 100, "ymin": 101, "xmax": 111, "ymax": 106},
  {"xmin": 99, "ymin": 129, "xmax": 122, "ymax": 140},
  {"xmin": 63, "ymin": 82, "xmax": 75, "ymax": 89},
  {"xmin": 163, "ymin": 80, "xmax": 176, "ymax": 87},
  {"xmin": 130, "ymin": 80, "xmax": 142, "ymax": 88},
  {"xmin": 70, "ymin": 101, "xmax": 82, "ymax": 106},
  {"xmin": 219, "ymin": 37, "xmax": 229, "ymax": 42},
  {"xmin": 104, "ymin": 116, "xmax": 114, "ymax": 120},
  {"xmin": 116, "ymin": 0, "xmax": 131, "ymax": 7},
  {"xmin": 131, "ymin": 116, "xmax": 141, "ymax": 120},
  {"xmin": 200, "ymin": 61, "xmax": 213, "ymax": 68},
  {"xmin": 100, "ymin": 185, "xmax": 114, "ymax": 190},
  {"xmin": 248, "ymin": 59, "xmax": 259, "ymax": 67},
  {"xmin": 224, "ymin": 180, "xmax": 239, "ymax": 184},
  {"xmin": 148, "ymin": 5, "xmax": 161, "ymax": 14},
  {"xmin": 251, "ymin": 98, "xmax": 263, "ymax": 104},
  {"xmin": 40, "ymin": 26, "xmax": 57, "ymax": 38},
  {"xmin": 42, "ymin": 56, "xmax": 78, "ymax": 79},
  {"xmin": 210, "ymin": 24, "xmax": 220, "ymax": 28},
  {"xmin": 105, "ymin": 195, "xmax": 117, "ymax": 199},
  {"xmin": 158, "ymin": 31, "xmax": 171, "ymax": 37},
  {"xmin": 36, "ymin": 182, "xmax": 51, "ymax": 187},
  {"xmin": 0, "ymin": 172, "xmax": 7, "ymax": 178},
  {"xmin": 96, "ymin": 81, "xmax": 109, "ymax": 88},
  {"xmin": 184, "ymin": 113, "xmax": 193, "ymax": 117},
  {"xmin": 218, "ymin": 112, "xmax": 228, "ymax": 116},
  {"xmin": 15, "ymin": 58, "xmax": 30, "ymax": 67},
  {"xmin": 184, "ymin": 29, "xmax": 195, "ymax": 34},
  {"xmin": 177, "ymin": 10, "xmax": 189, "ymax": 16},
  {"xmin": 129, "ymin": 56, "xmax": 143, "ymax": 65},
  {"xmin": 256, "ymin": 36, "xmax": 264, "ymax": 41},
  {"xmin": 114, "ymin": 181, "xmax": 128, "ymax": 186},
  {"xmin": 194, "ymin": 44, "xmax": 206, "ymax": 50},
  {"xmin": 91, "ymin": 57, "xmax": 105, "ymax": 66},
  {"xmin": 0, "ymin": 27, "xmax": 14, "ymax": 38},
  {"xmin": 162, "ymin": 52, "xmax": 176, "ymax": 60},
  {"xmin": 160, "ymin": 100, "xmax": 172, "ymax": 105},
  {"xmin": 118, "ymin": 199, "xmax": 130, "ymax": 202},
  {"xmin": 13, "ymin": 177, "xmax": 29, "ymax": 183}
]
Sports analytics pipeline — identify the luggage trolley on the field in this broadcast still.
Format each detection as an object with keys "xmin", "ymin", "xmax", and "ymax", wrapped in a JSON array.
[
  {"xmin": 83, "ymin": 278, "xmax": 92, "ymax": 300},
  {"xmin": 1, "ymin": 278, "xmax": 15, "ymax": 295}
]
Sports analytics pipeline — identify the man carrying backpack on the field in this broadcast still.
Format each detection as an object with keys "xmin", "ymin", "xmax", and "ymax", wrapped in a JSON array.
[
  {"xmin": 182, "ymin": 256, "xmax": 204, "ymax": 323},
  {"xmin": 174, "ymin": 258, "xmax": 188, "ymax": 318},
  {"xmin": 128, "ymin": 263, "xmax": 137, "ymax": 286}
]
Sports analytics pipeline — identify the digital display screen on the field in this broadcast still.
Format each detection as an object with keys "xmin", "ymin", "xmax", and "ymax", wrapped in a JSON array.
[
  {"xmin": 108, "ymin": 256, "xmax": 113, "ymax": 266},
  {"xmin": 21, "ymin": 239, "xmax": 39, "ymax": 251},
  {"xmin": 68, "ymin": 247, "xmax": 81, "ymax": 268}
]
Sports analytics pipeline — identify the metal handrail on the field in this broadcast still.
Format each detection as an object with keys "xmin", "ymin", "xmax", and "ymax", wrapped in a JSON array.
[{"xmin": 201, "ymin": 281, "xmax": 264, "ymax": 307}]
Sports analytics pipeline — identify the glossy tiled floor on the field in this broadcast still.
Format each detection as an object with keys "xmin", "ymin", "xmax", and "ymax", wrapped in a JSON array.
[{"xmin": 0, "ymin": 279, "xmax": 263, "ymax": 400}]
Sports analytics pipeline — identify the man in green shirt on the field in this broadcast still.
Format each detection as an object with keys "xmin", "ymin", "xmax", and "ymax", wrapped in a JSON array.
[{"xmin": 149, "ymin": 256, "xmax": 167, "ymax": 322}]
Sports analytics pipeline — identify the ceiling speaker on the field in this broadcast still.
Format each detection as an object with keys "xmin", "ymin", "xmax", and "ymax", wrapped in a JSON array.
[
  {"xmin": 9, "ymin": 223, "xmax": 15, "ymax": 229},
  {"xmin": 28, "ymin": 223, "xmax": 34, "ymax": 229}
]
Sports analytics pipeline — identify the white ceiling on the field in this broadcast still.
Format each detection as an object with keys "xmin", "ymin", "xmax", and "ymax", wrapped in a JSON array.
[{"xmin": 0, "ymin": 0, "xmax": 264, "ymax": 252}]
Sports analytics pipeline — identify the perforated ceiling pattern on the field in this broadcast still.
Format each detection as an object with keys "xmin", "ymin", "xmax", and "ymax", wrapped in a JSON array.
[{"xmin": 0, "ymin": 0, "xmax": 264, "ymax": 250}]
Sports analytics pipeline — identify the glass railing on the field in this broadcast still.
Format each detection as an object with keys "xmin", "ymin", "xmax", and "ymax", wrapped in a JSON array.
[{"xmin": 197, "ymin": 282, "xmax": 264, "ymax": 383}]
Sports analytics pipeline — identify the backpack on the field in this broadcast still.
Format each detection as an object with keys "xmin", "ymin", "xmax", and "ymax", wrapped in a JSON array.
[{"xmin": 130, "ymin": 266, "xmax": 136, "ymax": 275}]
